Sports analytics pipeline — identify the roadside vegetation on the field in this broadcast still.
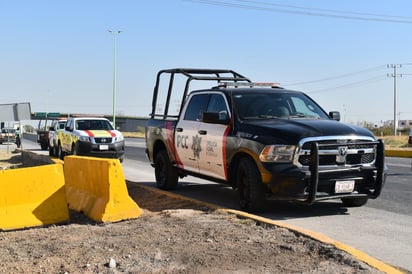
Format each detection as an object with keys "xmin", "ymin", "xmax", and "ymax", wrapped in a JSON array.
[{"xmin": 369, "ymin": 125, "xmax": 412, "ymax": 149}]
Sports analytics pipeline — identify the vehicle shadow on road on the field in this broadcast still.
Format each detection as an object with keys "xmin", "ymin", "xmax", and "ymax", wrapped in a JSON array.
[{"xmin": 134, "ymin": 181, "xmax": 350, "ymax": 220}]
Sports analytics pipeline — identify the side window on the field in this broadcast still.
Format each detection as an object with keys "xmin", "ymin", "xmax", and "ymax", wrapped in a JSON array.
[
  {"xmin": 66, "ymin": 120, "xmax": 73, "ymax": 131},
  {"xmin": 184, "ymin": 94, "xmax": 210, "ymax": 121},
  {"xmin": 290, "ymin": 97, "xmax": 322, "ymax": 118},
  {"xmin": 207, "ymin": 94, "xmax": 228, "ymax": 113}
]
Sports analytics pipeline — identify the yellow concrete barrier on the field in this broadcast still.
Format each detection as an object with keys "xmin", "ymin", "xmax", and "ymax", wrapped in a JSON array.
[
  {"xmin": 0, "ymin": 164, "xmax": 69, "ymax": 231},
  {"xmin": 385, "ymin": 149, "xmax": 412, "ymax": 158},
  {"xmin": 63, "ymin": 156, "xmax": 141, "ymax": 222}
]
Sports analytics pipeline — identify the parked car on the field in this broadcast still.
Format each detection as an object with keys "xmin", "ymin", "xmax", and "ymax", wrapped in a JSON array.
[
  {"xmin": 409, "ymin": 128, "xmax": 412, "ymax": 144},
  {"xmin": 1, "ymin": 128, "xmax": 16, "ymax": 144},
  {"xmin": 58, "ymin": 117, "xmax": 125, "ymax": 161},
  {"xmin": 146, "ymin": 68, "xmax": 386, "ymax": 212},
  {"xmin": 48, "ymin": 119, "xmax": 67, "ymax": 156}
]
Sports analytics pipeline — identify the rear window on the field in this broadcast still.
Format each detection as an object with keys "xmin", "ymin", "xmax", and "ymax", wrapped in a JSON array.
[{"xmin": 1, "ymin": 128, "xmax": 15, "ymax": 134}]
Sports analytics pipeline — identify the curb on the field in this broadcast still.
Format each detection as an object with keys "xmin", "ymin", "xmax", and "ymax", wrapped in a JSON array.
[{"xmin": 134, "ymin": 183, "xmax": 405, "ymax": 274}]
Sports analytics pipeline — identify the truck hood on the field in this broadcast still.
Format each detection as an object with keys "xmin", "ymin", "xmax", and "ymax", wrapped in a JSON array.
[
  {"xmin": 237, "ymin": 118, "xmax": 375, "ymax": 144},
  {"xmin": 76, "ymin": 130, "xmax": 122, "ymax": 138}
]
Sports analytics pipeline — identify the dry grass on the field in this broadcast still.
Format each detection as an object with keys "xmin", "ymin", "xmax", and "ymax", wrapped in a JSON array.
[
  {"xmin": 379, "ymin": 135, "xmax": 412, "ymax": 149},
  {"xmin": 122, "ymin": 132, "xmax": 145, "ymax": 138}
]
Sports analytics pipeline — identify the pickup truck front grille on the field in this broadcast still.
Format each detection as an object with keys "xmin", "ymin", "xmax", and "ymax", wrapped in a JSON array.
[
  {"xmin": 297, "ymin": 138, "xmax": 377, "ymax": 167},
  {"xmin": 94, "ymin": 137, "xmax": 113, "ymax": 144}
]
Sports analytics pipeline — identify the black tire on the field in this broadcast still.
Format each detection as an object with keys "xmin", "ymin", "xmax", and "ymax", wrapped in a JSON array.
[
  {"xmin": 155, "ymin": 150, "xmax": 178, "ymax": 190},
  {"xmin": 53, "ymin": 142, "xmax": 59, "ymax": 157},
  {"xmin": 71, "ymin": 143, "xmax": 78, "ymax": 155},
  {"xmin": 341, "ymin": 197, "xmax": 368, "ymax": 207},
  {"xmin": 58, "ymin": 143, "xmax": 65, "ymax": 160},
  {"xmin": 40, "ymin": 142, "xmax": 48, "ymax": 150},
  {"xmin": 49, "ymin": 144, "xmax": 54, "ymax": 156},
  {"xmin": 237, "ymin": 157, "xmax": 265, "ymax": 212}
]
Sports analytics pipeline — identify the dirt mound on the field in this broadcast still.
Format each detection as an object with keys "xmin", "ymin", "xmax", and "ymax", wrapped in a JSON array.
[{"xmin": 0, "ymin": 181, "xmax": 384, "ymax": 273}]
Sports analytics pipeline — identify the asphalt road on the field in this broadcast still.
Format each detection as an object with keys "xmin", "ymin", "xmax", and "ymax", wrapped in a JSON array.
[{"xmin": 17, "ymin": 136, "xmax": 412, "ymax": 272}]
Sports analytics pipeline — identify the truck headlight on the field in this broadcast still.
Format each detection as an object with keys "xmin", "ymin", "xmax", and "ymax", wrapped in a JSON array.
[
  {"xmin": 115, "ymin": 135, "xmax": 124, "ymax": 142},
  {"xmin": 259, "ymin": 145, "xmax": 296, "ymax": 163},
  {"xmin": 79, "ymin": 136, "xmax": 91, "ymax": 142}
]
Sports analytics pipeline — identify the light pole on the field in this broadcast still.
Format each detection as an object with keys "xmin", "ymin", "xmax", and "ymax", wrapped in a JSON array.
[
  {"xmin": 387, "ymin": 64, "xmax": 402, "ymax": 136},
  {"xmin": 108, "ymin": 30, "xmax": 121, "ymax": 128}
]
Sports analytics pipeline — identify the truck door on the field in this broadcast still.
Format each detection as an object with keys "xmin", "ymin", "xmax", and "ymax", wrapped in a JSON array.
[
  {"xmin": 198, "ymin": 93, "xmax": 230, "ymax": 180},
  {"xmin": 174, "ymin": 93, "xmax": 210, "ymax": 174},
  {"xmin": 61, "ymin": 119, "xmax": 74, "ymax": 152}
]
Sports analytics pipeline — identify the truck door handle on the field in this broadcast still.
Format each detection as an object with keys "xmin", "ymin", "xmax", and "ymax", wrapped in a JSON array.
[
  {"xmin": 198, "ymin": 130, "xmax": 207, "ymax": 135},
  {"xmin": 176, "ymin": 128, "xmax": 183, "ymax": 132}
]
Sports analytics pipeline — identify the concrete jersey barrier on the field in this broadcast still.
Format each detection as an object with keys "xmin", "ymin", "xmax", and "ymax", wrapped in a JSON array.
[
  {"xmin": 63, "ymin": 155, "xmax": 141, "ymax": 222},
  {"xmin": 0, "ymin": 163, "xmax": 69, "ymax": 231}
]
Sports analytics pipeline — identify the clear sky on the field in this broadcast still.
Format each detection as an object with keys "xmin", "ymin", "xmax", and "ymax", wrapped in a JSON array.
[{"xmin": 1, "ymin": 0, "xmax": 412, "ymax": 125}]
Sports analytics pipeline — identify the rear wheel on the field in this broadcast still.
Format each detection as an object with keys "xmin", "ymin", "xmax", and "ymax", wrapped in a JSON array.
[
  {"xmin": 155, "ymin": 150, "xmax": 178, "ymax": 190},
  {"xmin": 237, "ymin": 157, "xmax": 265, "ymax": 212},
  {"xmin": 53, "ymin": 142, "xmax": 59, "ymax": 157},
  {"xmin": 58, "ymin": 143, "xmax": 65, "ymax": 160},
  {"xmin": 40, "ymin": 142, "xmax": 48, "ymax": 150},
  {"xmin": 341, "ymin": 197, "xmax": 368, "ymax": 207},
  {"xmin": 49, "ymin": 144, "xmax": 54, "ymax": 156}
]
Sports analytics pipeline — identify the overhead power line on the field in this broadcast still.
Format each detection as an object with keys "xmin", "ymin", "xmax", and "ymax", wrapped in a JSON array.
[
  {"xmin": 283, "ymin": 65, "xmax": 387, "ymax": 86},
  {"xmin": 235, "ymin": 0, "xmax": 412, "ymax": 20},
  {"xmin": 307, "ymin": 75, "xmax": 386, "ymax": 94},
  {"xmin": 185, "ymin": 0, "xmax": 412, "ymax": 24}
]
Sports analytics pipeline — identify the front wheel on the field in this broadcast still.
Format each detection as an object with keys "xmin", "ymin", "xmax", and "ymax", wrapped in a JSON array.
[
  {"xmin": 155, "ymin": 150, "xmax": 178, "ymax": 190},
  {"xmin": 237, "ymin": 157, "xmax": 265, "ymax": 212},
  {"xmin": 341, "ymin": 197, "xmax": 368, "ymax": 207},
  {"xmin": 71, "ymin": 143, "xmax": 79, "ymax": 155}
]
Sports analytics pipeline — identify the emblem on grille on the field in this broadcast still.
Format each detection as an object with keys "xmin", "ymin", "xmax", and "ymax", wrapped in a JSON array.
[
  {"xmin": 336, "ymin": 146, "xmax": 348, "ymax": 164},
  {"xmin": 101, "ymin": 138, "xmax": 106, "ymax": 143}
]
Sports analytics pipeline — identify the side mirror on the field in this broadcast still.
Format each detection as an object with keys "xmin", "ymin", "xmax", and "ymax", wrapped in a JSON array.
[
  {"xmin": 202, "ymin": 111, "xmax": 230, "ymax": 125},
  {"xmin": 329, "ymin": 111, "xmax": 341, "ymax": 121}
]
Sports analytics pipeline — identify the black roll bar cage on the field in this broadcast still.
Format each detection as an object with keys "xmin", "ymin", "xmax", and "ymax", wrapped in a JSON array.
[{"xmin": 150, "ymin": 68, "xmax": 251, "ymax": 119}]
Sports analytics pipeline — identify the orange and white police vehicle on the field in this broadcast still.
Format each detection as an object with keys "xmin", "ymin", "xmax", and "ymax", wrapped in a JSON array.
[
  {"xmin": 58, "ymin": 117, "xmax": 125, "ymax": 162},
  {"xmin": 145, "ymin": 68, "xmax": 386, "ymax": 212}
]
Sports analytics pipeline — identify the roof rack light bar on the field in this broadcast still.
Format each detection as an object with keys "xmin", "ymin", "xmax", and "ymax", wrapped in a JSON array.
[{"xmin": 218, "ymin": 82, "xmax": 281, "ymax": 88}]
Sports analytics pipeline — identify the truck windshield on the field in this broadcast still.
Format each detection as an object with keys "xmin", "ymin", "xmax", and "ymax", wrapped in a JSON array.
[
  {"xmin": 232, "ymin": 92, "xmax": 329, "ymax": 120},
  {"xmin": 76, "ymin": 120, "xmax": 114, "ymax": 130}
]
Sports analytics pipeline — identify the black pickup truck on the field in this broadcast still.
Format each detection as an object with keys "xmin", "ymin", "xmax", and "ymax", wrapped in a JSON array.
[{"xmin": 145, "ymin": 68, "xmax": 386, "ymax": 212}]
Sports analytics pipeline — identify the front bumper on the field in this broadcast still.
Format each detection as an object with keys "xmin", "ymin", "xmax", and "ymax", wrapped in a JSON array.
[
  {"xmin": 76, "ymin": 140, "xmax": 125, "ymax": 160},
  {"xmin": 264, "ymin": 140, "xmax": 386, "ymax": 204}
]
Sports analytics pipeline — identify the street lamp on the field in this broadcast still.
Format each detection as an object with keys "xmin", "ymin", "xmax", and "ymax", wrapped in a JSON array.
[
  {"xmin": 108, "ymin": 30, "xmax": 121, "ymax": 128},
  {"xmin": 387, "ymin": 64, "xmax": 402, "ymax": 136}
]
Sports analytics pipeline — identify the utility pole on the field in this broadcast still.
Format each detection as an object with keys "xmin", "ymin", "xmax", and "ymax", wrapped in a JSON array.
[
  {"xmin": 108, "ymin": 30, "xmax": 121, "ymax": 128},
  {"xmin": 387, "ymin": 64, "xmax": 402, "ymax": 136}
]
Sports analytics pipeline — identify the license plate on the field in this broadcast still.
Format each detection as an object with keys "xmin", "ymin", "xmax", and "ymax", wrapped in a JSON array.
[
  {"xmin": 99, "ymin": 145, "xmax": 109, "ymax": 150},
  {"xmin": 335, "ymin": 180, "xmax": 355, "ymax": 193}
]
